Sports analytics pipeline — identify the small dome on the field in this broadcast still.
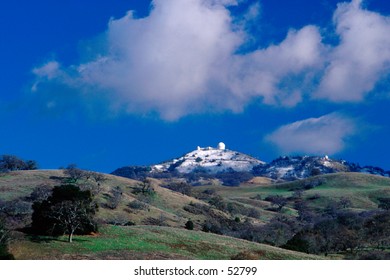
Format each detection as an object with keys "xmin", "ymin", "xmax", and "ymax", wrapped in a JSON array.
[{"xmin": 217, "ymin": 142, "xmax": 226, "ymax": 150}]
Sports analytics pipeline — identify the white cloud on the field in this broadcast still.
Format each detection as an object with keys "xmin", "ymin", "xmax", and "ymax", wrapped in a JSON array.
[
  {"xmin": 32, "ymin": 0, "xmax": 323, "ymax": 120},
  {"xmin": 32, "ymin": 61, "xmax": 61, "ymax": 92},
  {"xmin": 265, "ymin": 113, "xmax": 357, "ymax": 155},
  {"xmin": 31, "ymin": 0, "xmax": 390, "ymax": 119},
  {"xmin": 316, "ymin": 0, "xmax": 390, "ymax": 101}
]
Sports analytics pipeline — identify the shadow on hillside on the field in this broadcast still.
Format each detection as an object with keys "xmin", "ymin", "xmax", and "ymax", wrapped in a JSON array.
[
  {"xmin": 26, "ymin": 234, "xmax": 91, "ymax": 244},
  {"xmin": 20, "ymin": 228, "xmax": 90, "ymax": 244},
  {"xmin": 27, "ymin": 235, "xmax": 57, "ymax": 244}
]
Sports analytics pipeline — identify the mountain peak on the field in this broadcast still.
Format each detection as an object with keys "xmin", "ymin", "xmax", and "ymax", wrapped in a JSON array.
[{"xmin": 152, "ymin": 142, "xmax": 264, "ymax": 174}]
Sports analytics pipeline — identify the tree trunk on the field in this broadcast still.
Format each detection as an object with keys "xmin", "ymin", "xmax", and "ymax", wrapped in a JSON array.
[{"xmin": 68, "ymin": 231, "xmax": 73, "ymax": 243}]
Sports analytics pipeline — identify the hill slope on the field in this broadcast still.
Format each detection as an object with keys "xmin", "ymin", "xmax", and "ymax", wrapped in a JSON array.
[
  {"xmin": 0, "ymin": 170, "xmax": 232, "ymax": 229},
  {"xmin": 8, "ymin": 225, "xmax": 322, "ymax": 260}
]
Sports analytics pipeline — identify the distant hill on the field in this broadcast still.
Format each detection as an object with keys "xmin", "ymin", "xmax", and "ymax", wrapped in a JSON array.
[
  {"xmin": 152, "ymin": 142, "xmax": 264, "ymax": 174},
  {"xmin": 112, "ymin": 143, "xmax": 390, "ymax": 182},
  {"xmin": 253, "ymin": 155, "xmax": 390, "ymax": 181}
]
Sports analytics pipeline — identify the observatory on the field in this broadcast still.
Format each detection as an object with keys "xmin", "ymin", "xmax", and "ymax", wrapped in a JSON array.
[{"xmin": 217, "ymin": 142, "xmax": 226, "ymax": 150}]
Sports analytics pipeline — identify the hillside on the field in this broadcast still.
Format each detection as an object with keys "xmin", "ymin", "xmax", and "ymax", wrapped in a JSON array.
[
  {"xmin": 194, "ymin": 172, "xmax": 390, "ymax": 215},
  {"xmin": 1, "ymin": 170, "xmax": 390, "ymax": 260},
  {"xmin": 8, "ymin": 225, "xmax": 322, "ymax": 260},
  {"xmin": 0, "ymin": 170, "xmax": 227, "ymax": 229},
  {"xmin": 0, "ymin": 169, "xmax": 322, "ymax": 260}
]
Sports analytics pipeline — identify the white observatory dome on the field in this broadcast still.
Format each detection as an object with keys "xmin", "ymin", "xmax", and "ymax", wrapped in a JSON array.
[{"xmin": 217, "ymin": 142, "xmax": 226, "ymax": 150}]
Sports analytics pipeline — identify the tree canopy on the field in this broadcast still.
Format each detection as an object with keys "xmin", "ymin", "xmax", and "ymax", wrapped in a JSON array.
[{"xmin": 32, "ymin": 185, "xmax": 97, "ymax": 242}]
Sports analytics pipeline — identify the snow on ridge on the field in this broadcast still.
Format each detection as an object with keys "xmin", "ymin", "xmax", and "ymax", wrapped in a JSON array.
[
  {"xmin": 151, "ymin": 143, "xmax": 264, "ymax": 174},
  {"xmin": 148, "ymin": 144, "xmax": 390, "ymax": 179}
]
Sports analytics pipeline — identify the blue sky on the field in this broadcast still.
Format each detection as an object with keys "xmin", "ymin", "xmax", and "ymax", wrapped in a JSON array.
[{"xmin": 1, "ymin": 0, "xmax": 390, "ymax": 172}]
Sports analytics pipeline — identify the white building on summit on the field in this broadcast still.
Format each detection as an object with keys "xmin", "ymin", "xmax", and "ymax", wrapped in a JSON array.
[
  {"xmin": 217, "ymin": 142, "xmax": 226, "ymax": 150},
  {"xmin": 197, "ymin": 142, "xmax": 226, "ymax": 151},
  {"xmin": 152, "ymin": 141, "xmax": 264, "ymax": 174}
]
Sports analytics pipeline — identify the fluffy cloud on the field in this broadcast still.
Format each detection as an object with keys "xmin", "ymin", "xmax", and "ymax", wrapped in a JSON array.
[
  {"xmin": 265, "ymin": 113, "xmax": 357, "ymax": 155},
  {"xmin": 31, "ymin": 0, "xmax": 390, "ymax": 119},
  {"xmin": 32, "ymin": 0, "xmax": 322, "ymax": 120},
  {"xmin": 316, "ymin": 0, "xmax": 390, "ymax": 101}
]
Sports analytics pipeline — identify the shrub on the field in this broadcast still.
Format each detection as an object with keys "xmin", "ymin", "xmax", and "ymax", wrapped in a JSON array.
[
  {"xmin": 378, "ymin": 197, "xmax": 390, "ymax": 210},
  {"xmin": 128, "ymin": 200, "xmax": 148, "ymax": 211},
  {"xmin": 106, "ymin": 186, "xmax": 123, "ymax": 210},
  {"xmin": 143, "ymin": 214, "xmax": 168, "ymax": 226},
  {"xmin": 28, "ymin": 186, "xmax": 52, "ymax": 202},
  {"xmin": 216, "ymin": 171, "xmax": 254, "ymax": 186},
  {"xmin": 185, "ymin": 220, "xmax": 194, "ymax": 230},
  {"xmin": 202, "ymin": 219, "xmax": 223, "ymax": 235},
  {"xmin": 247, "ymin": 208, "xmax": 261, "ymax": 219},
  {"xmin": 265, "ymin": 195, "xmax": 288, "ymax": 212},
  {"xmin": 111, "ymin": 166, "xmax": 152, "ymax": 180},
  {"xmin": 163, "ymin": 182, "xmax": 192, "ymax": 196}
]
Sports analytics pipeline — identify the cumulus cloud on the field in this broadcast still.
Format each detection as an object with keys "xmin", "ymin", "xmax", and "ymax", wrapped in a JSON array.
[
  {"xmin": 31, "ymin": 0, "xmax": 390, "ymax": 119},
  {"xmin": 265, "ymin": 113, "xmax": 357, "ymax": 155},
  {"xmin": 31, "ymin": 0, "xmax": 323, "ymax": 120},
  {"xmin": 316, "ymin": 0, "xmax": 390, "ymax": 101}
]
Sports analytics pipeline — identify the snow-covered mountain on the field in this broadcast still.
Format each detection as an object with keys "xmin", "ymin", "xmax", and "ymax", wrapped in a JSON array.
[
  {"xmin": 112, "ymin": 143, "xmax": 390, "ymax": 181},
  {"xmin": 152, "ymin": 142, "xmax": 264, "ymax": 174},
  {"xmin": 253, "ymin": 155, "xmax": 390, "ymax": 181}
]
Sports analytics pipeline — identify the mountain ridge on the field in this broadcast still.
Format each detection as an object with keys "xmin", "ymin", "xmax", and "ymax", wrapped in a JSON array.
[{"xmin": 112, "ymin": 142, "xmax": 390, "ymax": 181}]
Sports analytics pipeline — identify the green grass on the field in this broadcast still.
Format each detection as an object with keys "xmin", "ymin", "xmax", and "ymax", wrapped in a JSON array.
[
  {"xmin": 9, "ymin": 225, "xmax": 323, "ymax": 260},
  {"xmin": 4, "ymin": 170, "xmax": 390, "ymax": 260},
  {"xmin": 191, "ymin": 172, "xmax": 390, "ymax": 223}
]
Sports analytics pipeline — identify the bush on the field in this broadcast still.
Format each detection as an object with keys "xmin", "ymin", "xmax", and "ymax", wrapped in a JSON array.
[
  {"xmin": 128, "ymin": 200, "xmax": 148, "ymax": 211},
  {"xmin": 163, "ymin": 182, "xmax": 192, "ymax": 196},
  {"xmin": 247, "ymin": 208, "xmax": 261, "ymax": 219},
  {"xmin": 63, "ymin": 164, "xmax": 87, "ymax": 184},
  {"xmin": 265, "ymin": 195, "xmax": 288, "ymax": 212},
  {"xmin": 216, "ymin": 171, "xmax": 254, "ymax": 186},
  {"xmin": 0, "ymin": 199, "xmax": 32, "ymax": 229},
  {"xmin": 202, "ymin": 220, "xmax": 223, "ymax": 235},
  {"xmin": 143, "ymin": 214, "xmax": 168, "ymax": 226},
  {"xmin": 111, "ymin": 166, "xmax": 152, "ymax": 180},
  {"xmin": 378, "ymin": 198, "xmax": 390, "ymax": 210},
  {"xmin": 106, "ymin": 186, "xmax": 123, "ymax": 209},
  {"xmin": 185, "ymin": 220, "xmax": 194, "ymax": 230},
  {"xmin": 0, "ymin": 220, "xmax": 13, "ymax": 260},
  {"xmin": 27, "ymin": 186, "xmax": 52, "ymax": 202},
  {"xmin": 209, "ymin": 195, "xmax": 227, "ymax": 211}
]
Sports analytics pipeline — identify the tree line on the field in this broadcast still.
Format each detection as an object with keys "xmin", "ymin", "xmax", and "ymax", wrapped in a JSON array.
[{"xmin": 0, "ymin": 154, "xmax": 38, "ymax": 172}]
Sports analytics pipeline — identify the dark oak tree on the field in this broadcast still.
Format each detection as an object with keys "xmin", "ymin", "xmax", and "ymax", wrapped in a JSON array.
[{"xmin": 32, "ymin": 185, "xmax": 97, "ymax": 243}]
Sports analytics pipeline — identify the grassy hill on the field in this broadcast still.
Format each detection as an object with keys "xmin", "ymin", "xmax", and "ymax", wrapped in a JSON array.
[
  {"xmin": 193, "ymin": 172, "xmax": 390, "ymax": 221},
  {"xmin": 3, "ymin": 169, "xmax": 305, "ymax": 260},
  {"xmin": 1, "ymin": 170, "xmax": 390, "ymax": 259},
  {"xmin": 0, "ymin": 169, "xmax": 227, "ymax": 229},
  {"xmin": 9, "ymin": 225, "xmax": 322, "ymax": 260}
]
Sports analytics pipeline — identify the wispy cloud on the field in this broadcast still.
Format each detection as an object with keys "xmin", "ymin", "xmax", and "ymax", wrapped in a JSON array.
[
  {"xmin": 31, "ymin": 0, "xmax": 390, "ymax": 120},
  {"xmin": 265, "ymin": 113, "xmax": 357, "ymax": 155}
]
